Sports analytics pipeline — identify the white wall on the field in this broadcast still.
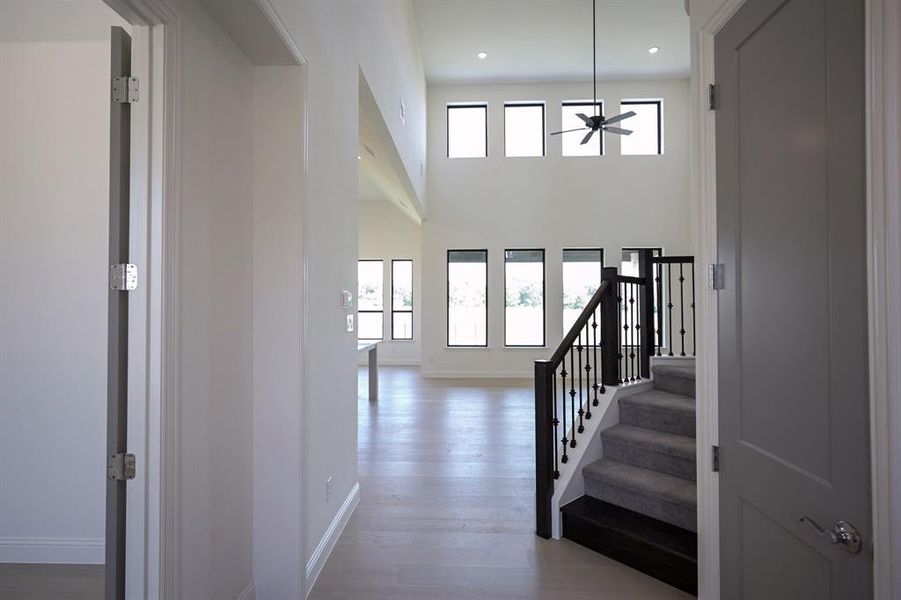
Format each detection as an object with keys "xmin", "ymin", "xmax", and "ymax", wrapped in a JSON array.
[
  {"xmin": 172, "ymin": 1, "xmax": 255, "ymax": 596},
  {"xmin": 422, "ymin": 80, "xmax": 692, "ymax": 377},
  {"xmin": 266, "ymin": 1, "xmax": 428, "ymax": 583},
  {"xmin": 0, "ymin": 0, "xmax": 128, "ymax": 564},
  {"xmin": 252, "ymin": 65, "xmax": 304, "ymax": 599},
  {"xmin": 358, "ymin": 199, "xmax": 422, "ymax": 364}
]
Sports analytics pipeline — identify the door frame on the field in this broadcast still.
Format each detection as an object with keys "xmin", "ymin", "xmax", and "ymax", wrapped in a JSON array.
[
  {"xmin": 102, "ymin": 0, "xmax": 312, "ymax": 597},
  {"xmin": 100, "ymin": 0, "xmax": 178, "ymax": 597},
  {"xmin": 693, "ymin": 0, "xmax": 901, "ymax": 597}
]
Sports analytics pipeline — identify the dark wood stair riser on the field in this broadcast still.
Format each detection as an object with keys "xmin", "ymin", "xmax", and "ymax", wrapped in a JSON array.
[{"xmin": 561, "ymin": 497, "xmax": 697, "ymax": 597}]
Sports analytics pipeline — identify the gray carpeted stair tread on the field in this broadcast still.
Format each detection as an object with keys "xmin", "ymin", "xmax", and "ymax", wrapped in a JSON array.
[
  {"xmin": 619, "ymin": 389, "xmax": 696, "ymax": 437},
  {"xmin": 651, "ymin": 364, "xmax": 696, "ymax": 397},
  {"xmin": 602, "ymin": 424, "xmax": 696, "ymax": 460},
  {"xmin": 619, "ymin": 389, "xmax": 695, "ymax": 414},
  {"xmin": 651, "ymin": 364, "xmax": 696, "ymax": 381},
  {"xmin": 602, "ymin": 423, "xmax": 697, "ymax": 481},
  {"xmin": 583, "ymin": 459, "xmax": 697, "ymax": 509}
]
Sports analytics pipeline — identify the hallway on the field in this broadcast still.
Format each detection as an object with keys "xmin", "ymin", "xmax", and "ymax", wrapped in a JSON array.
[{"xmin": 310, "ymin": 367, "xmax": 691, "ymax": 599}]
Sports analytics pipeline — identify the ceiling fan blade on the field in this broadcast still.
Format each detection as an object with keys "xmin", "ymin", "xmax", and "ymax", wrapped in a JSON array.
[
  {"xmin": 549, "ymin": 127, "xmax": 587, "ymax": 136},
  {"xmin": 580, "ymin": 129, "xmax": 595, "ymax": 145},
  {"xmin": 603, "ymin": 126, "xmax": 633, "ymax": 135},
  {"xmin": 575, "ymin": 113, "xmax": 593, "ymax": 125},
  {"xmin": 601, "ymin": 110, "xmax": 636, "ymax": 126}
]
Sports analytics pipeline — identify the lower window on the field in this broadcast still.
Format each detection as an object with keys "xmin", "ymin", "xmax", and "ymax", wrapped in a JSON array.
[
  {"xmin": 505, "ymin": 249, "xmax": 545, "ymax": 347},
  {"xmin": 358, "ymin": 259, "xmax": 384, "ymax": 341},
  {"xmin": 563, "ymin": 248, "xmax": 604, "ymax": 345},
  {"xmin": 447, "ymin": 250, "xmax": 488, "ymax": 347},
  {"xmin": 391, "ymin": 259, "xmax": 413, "ymax": 340}
]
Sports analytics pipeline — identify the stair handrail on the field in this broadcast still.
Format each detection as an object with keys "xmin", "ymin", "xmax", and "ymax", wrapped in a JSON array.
[{"xmin": 548, "ymin": 280, "xmax": 611, "ymax": 366}]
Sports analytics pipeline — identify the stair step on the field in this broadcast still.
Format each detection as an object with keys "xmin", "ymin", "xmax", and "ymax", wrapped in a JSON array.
[
  {"xmin": 583, "ymin": 458, "xmax": 697, "ymax": 532},
  {"xmin": 601, "ymin": 424, "xmax": 697, "ymax": 481},
  {"xmin": 652, "ymin": 365, "xmax": 696, "ymax": 397},
  {"xmin": 562, "ymin": 495, "xmax": 697, "ymax": 596},
  {"xmin": 619, "ymin": 389, "xmax": 696, "ymax": 437}
]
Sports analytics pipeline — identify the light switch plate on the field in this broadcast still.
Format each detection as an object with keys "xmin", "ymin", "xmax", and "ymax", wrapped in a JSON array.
[
  {"xmin": 341, "ymin": 290, "xmax": 353, "ymax": 309},
  {"xmin": 345, "ymin": 314, "xmax": 354, "ymax": 333}
]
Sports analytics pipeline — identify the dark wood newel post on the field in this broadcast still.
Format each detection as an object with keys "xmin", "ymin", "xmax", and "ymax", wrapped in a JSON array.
[
  {"xmin": 638, "ymin": 249, "xmax": 655, "ymax": 379},
  {"xmin": 534, "ymin": 360, "xmax": 554, "ymax": 539},
  {"xmin": 600, "ymin": 267, "xmax": 619, "ymax": 387}
]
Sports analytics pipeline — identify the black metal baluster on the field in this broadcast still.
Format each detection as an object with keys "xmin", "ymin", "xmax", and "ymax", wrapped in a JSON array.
[
  {"xmin": 667, "ymin": 264, "xmax": 674, "ymax": 356},
  {"xmin": 552, "ymin": 369, "xmax": 559, "ymax": 478},
  {"xmin": 655, "ymin": 262, "xmax": 663, "ymax": 356},
  {"xmin": 560, "ymin": 364, "xmax": 568, "ymax": 464},
  {"xmin": 691, "ymin": 261, "xmax": 696, "ymax": 356},
  {"xmin": 596, "ymin": 305, "xmax": 607, "ymax": 393},
  {"xmin": 629, "ymin": 282, "xmax": 636, "ymax": 382},
  {"xmin": 617, "ymin": 283, "xmax": 624, "ymax": 384},
  {"xmin": 592, "ymin": 310, "xmax": 601, "ymax": 403},
  {"xmin": 679, "ymin": 262, "xmax": 686, "ymax": 357},
  {"xmin": 577, "ymin": 343, "xmax": 584, "ymax": 433},
  {"xmin": 569, "ymin": 350, "xmax": 577, "ymax": 447},
  {"xmin": 584, "ymin": 323, "xmax": 593, "ymax": 419}
]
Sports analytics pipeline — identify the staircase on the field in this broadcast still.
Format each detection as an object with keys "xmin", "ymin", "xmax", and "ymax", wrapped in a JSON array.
[{"xmin": 562, "ymin": 364, "xmax": 697, "ymax": 595}]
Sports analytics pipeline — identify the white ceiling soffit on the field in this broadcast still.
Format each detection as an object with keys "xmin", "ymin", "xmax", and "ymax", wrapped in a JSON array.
[
  {"xmin": 412, "ymin": 0, "xmax": 690, "ymax": 85},
  {"xmin": 358, "ymin": 100, "xmax": 422, "ymax": 225},
  {"xmin": 197, "ymin": 0, "xmax": 299, "ymax": 66}
]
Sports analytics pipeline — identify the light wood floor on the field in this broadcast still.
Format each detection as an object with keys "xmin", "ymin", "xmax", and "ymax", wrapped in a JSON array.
[
  {"xmin": 0, "ymin": 564, "xmax": 103, "ymax": 600},
  {"xmin": 310, "ymin": 366, "xmax": 693, "ymax": 599}
]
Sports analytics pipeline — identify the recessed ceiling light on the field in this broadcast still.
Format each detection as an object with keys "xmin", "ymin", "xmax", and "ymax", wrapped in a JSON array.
[
  {"xmin": 648, "ymin": 46, "xmax": 660, "ymax": 54},
  {"xmin": 357, "ymin": 155, "xmax": 362, "ymax": 160},
  {"xmin": 477, "ymin": 51, "xmax": 488, "ymax": 60}
]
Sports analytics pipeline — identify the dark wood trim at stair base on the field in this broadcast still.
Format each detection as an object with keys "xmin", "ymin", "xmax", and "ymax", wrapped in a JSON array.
[{"xmin": 561, "ymin": 496, "xmax": 698, "ymax": 596}]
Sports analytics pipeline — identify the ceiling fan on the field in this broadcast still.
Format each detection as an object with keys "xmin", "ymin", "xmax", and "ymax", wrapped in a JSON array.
[{"xmin": 549, "ymin": 0, "xmax": 636, "ymax": 145}]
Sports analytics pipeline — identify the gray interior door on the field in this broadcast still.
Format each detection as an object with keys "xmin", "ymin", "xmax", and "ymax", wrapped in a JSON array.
[
  {"xmin": 106, "ymin": 25, "xmax": 132, "ymax": 600},
  {"xmin": 715, "ymin": 0, "xmax": 871, "ymax": 598}
]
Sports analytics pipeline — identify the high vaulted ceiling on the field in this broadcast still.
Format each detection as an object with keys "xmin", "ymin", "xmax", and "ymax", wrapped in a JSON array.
[{"xmin": 412, "ymin": 0, "xmax": 690, "ymax": 85}]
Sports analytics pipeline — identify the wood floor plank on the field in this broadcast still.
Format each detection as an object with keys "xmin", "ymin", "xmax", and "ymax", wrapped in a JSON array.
[
  {"xmin": 0, "ymin": 564, "xmax": 103, "ymax": 600},
  {"xmin": 311, "ymin": 367, "xmax": 693, "ymax": 599}
]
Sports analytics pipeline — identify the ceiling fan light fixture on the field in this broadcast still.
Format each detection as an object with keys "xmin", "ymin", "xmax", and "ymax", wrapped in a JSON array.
[
  {"xmin": 547, "ymin": 0, "xmax": 636, "ymax": 140},
  {"xmin": 648, "ymin": 46, "xmax": 660, "ymax": 54}
]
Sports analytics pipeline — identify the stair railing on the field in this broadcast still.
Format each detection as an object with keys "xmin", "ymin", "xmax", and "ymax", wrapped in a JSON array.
[
  {"xmin": 535, "ymin": 249, "xmax": 698, "ymax": 538},
  {"xmin": 650, "ymin": 256, "xmax": 696, "ymax": 357},
  {"xmin": 534, "ymin": 251, "xmax": 644, "ymax": 537}
]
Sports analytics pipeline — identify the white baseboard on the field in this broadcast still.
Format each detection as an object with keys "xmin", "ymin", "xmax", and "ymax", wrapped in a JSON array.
[
  {"xmin": 419, "ymin": 369, "xmax": 532, "ymax": 379},
  {"xmin": 0, "ymin": 537, "xmax": 104, "ymax": 564},
  {"xmin": 304, "ymin": 482, "xmax": 360, "ymax": 598},
  {"xmin": 357, "ymin": 358, "xmax": 421, "ymax": 367}
]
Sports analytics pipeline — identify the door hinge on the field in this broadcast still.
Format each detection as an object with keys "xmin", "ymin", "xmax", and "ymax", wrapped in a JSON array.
[
  {"xmin": 110, "ymin": 263, "xmax": 137, "ymax": 291},
  {"xmin": 107, "ymin": 453, "xmax": 136, "ymax": 481},
  {"xmin": 707, "ymin": 83, "xmax": 717, "ymax": 111},
  {"xmin": 712, "ymin": 445, "xmax": 720, "ymax": 472},
  {"xmin": 112, "ymin": 76, "xmax": 139, "ymax": 104},
  {"xmin": 707, "ymin": 263, "xmax": 724, "ymax": 290}
]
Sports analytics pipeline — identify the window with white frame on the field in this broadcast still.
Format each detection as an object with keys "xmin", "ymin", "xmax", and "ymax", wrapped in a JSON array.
[
  {"xmin": 447, "ymin": 250, "xmax": 488, "ymax": 346},
  {"xmin": 447, "ymin": 104, "xmax": 488, "ymax": 158},
  {"xmin": 620, "ymin": 100, "xmax": 663, "ymax": 155},
  {"xmin": 504, "ymin": 103, "xmax": 545, "ymax": 157},
  {"xmin": 357, "ymin": 259, "xmax": 384, "ymax": 341}
]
